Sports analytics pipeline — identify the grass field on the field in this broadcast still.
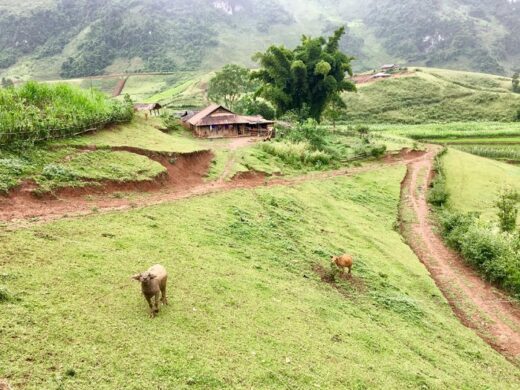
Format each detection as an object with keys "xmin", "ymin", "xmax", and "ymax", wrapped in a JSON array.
[
  {"xmin": 0, "ymin": 117, "xmax": 205, "ymax": 193},
  {"xmin": 367, "ymin": 122, "xmax": 520, "ymax": 141},
  {"xmin": 0, "ymin": 147, "xmax": 166, "ymax": 194},
  {"xmin": 443, "ymin": 148, "xmax": 520, "ymax": 221},
  {"xmin": 1, "ymin": 166, "xmax": 519, "ymax": 388},
  {"xmin": 65, "ymin": 117, "xmax": 208, "ymax": 154},
  {"xmin": 342, "ymin": 68, "xmax": 520, "ymax": 124},
  {"xmin": 451, "ymin": 145, "xmax": 520, "ymax": 164}
]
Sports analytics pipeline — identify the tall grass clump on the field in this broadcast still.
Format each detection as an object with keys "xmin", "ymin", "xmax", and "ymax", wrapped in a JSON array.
[
  {"xmin": 264, "ymin": 120, "xmax": 387, "ymax": 169},
  {"xmin": 260, "ymin": 141, "xmax": 331, "ymax": 168},
  {"xmin": 0, "ymin": 82, "xmax": 133, "ymax": 145},
  {"xmin": 427, "ymin": 148, "xmax": 449, "ymax": 206}
]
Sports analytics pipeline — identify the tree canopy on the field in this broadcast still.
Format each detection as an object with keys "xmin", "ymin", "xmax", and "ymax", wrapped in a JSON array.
[
  {"xmin": 207, "ymin": 64, "xmax": 253, "ymax": 111},
  {"xmin": 251, "ymin": 27, "xmax": 356, "ymax": 121}
]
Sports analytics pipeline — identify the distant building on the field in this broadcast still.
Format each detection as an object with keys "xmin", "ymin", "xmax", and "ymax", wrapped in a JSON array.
[
  {"xmin": 381, "ymin": 64, "xmax": 400, "ymax": 72},
  {"xmin": 181, "ymin": 104, "xmax": 274, "ymax": 138},
  {"xmin": 133, "ymin": 103, "xmax": 162, "ymax": 116}
]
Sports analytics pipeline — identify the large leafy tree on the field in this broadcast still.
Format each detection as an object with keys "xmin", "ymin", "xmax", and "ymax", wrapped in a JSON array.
[
  {"xmin": 252, "ymin": 27, "xmax": 356, "ymax": 121},
  {"xmin": 207, "ymin": 64, "xmax": 252, "ymax": 111}
]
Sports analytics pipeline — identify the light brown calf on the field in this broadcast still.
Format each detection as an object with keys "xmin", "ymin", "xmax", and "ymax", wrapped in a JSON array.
[
  {"xmin": 331, "ymin": 254, "xmax": 354, "ymax": 275},
  {"xmin": 131, "ymin": 264, "xmax": 168, "ymax": 318}
]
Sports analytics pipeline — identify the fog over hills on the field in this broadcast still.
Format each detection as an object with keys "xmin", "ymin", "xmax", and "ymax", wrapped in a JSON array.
[{"xmin": 0, "ymin": 0, "xmax": 519, "ymax": 79}]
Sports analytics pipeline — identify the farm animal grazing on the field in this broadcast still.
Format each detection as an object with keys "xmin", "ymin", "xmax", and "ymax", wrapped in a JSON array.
[
  {"xmin": 131, "ymin": 264, "xmax": 168, "ymax": 318},
  {"xmin": 331, "ymin": 254, "xmax": 354, "ymax": 276}
]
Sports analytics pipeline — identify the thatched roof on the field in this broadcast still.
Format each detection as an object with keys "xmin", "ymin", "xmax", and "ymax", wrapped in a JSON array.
[{"xmin": 187, "ymin": 104, "xmax": 274, "ymax": 127}]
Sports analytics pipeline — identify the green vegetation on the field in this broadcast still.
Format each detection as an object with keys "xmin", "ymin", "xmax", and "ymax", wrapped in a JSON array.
[
  {"xmin": 37, "ymin": 150, "xmax": 166, "ymax": 192},
  {"xmin": 0, "ymin": 147, "xmax": 165, "ymax": 194},
  {"xmin": 252, "ymin": 27, "xmax": 356, "ymax": 121},
  {"xmin": 0, "ymin": 81, "xmax": 133, "ymax": 145},
  {"xmin": 427, "ymin": 148, "xmax": 449, "ymax": 207},
  {"xmin": 142, "ymin": 74, "xmax": 210, "ymax": 108},
  {"xmin": 366, "ymin": 1, "xmax": 516, "ymax": 75},
  {"xmin": 66, "ymin": 117, "xmax": 207, "ymax": 154},
  {"xmin": 2, "ymin": 166, "xmax": 520, "ymax": 388},
  {"xmin": 366, "ymin": 122, "xmax": 520, "ymax": 140},
  {"xmin": 430, "ymin": 149, "xmax": 520, "ymax": 297},
  {"xmin": 495, "ymin": 189, "xmax": 519, "ymax": 233},
  {"xmin": 513, "ymin": 72, "xmax": 520, "ymax": 93},
  {"xmin": 443, "ymin": 149, "xmax": 520, "ymax": 221},
  {"xmin": 0, "ymin": 116, "xmax": 210, "ymax": 194},
  {"xmin": 3, "ymin": 1, "xmax": 520, "ymax": 80},
  {"xmin": 343, "ymin": 70, "xmax": 520, "ymax": 124},
  {"xmin": 452, "ymin": 145, "xmax": 520, "ymax": 164},
  {"xmin": 438, "ymin": 209, "xmax": 520, "ymax": 296},
  {"xmin": 207, "ymin": 64, "xmax": 253, "ymax": 111}
]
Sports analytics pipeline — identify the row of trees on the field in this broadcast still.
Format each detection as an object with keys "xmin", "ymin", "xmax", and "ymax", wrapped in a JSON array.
[{"xmin": 207, "ymin": 27, "xmax": 355, "ymax": 123}]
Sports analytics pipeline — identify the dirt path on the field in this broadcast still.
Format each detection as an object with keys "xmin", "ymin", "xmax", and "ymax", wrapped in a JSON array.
[
  {"xmin": 0, "ymin": 149, "xmax": 421, "ymax": 227},
  {"xmin": 219, "ymin": 137, "xmax": 260, "ymax": 182},
  {"xmin": 400, "ymin": 146, "xmax": 520, "ymax": 363}
]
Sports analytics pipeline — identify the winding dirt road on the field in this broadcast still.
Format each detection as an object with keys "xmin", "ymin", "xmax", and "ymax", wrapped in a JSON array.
[
  {"xmin": 0, "ymin": 149, "xmax": 420, "ymax": 226},
  {"xmin": 400, "ymin": 147, "xmax": 520, "ymax": 363}
]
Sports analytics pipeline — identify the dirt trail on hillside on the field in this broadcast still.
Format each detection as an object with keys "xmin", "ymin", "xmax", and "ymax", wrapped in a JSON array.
[
  {"xmin": 0, "ymin": 149, "xmax": 421, "ymax": 226},
  {"xmin": 400, "ymin": 147, "xmax": 520, "ymax": 363}
]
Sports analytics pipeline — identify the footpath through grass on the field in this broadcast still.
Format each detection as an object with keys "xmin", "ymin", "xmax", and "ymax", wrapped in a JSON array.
[{"xmin": 1, "ymin": 166, "xmax": 519, "ymax": 389}]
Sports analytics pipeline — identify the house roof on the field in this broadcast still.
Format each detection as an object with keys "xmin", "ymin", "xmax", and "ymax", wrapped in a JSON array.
[
  {"xmin": 381, "ymin": 64, "xmax": 399, "ymax": 69},
  {"xmin": 187, "ymin": 104, "xmax": 274, "ymax": 127},
  {"xmin": 187, "ymin": 104, "xmax": 230, "ymax": 126}
]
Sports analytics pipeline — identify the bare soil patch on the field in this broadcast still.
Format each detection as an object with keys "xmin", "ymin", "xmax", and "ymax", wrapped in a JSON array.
[{"xmin": 352, "ymin": 71, "xmax": 415, "ymax": 85}]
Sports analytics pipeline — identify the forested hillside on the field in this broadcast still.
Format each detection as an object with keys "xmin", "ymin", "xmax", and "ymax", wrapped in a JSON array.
[{"xmin": 0, "ymin": 0, "xmax": 519, "ymax": 80}]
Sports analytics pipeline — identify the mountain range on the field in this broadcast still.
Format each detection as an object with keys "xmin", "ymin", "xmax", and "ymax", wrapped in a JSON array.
[{"xmin": 1, "ymin": 0, "xmax": 519, "ymax": 80}]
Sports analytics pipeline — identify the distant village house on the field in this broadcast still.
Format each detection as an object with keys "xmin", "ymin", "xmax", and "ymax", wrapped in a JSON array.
[
  {"xmin": 181, "ymin": 104, "xmax": 274, "ymax": 138},
  {"xmin": 134, "ymin": 103, "xmax": 162, "ymax": 116},
  {"xmin": 381, "ymin": 64, "xmax": 400, "ymax": 72}
]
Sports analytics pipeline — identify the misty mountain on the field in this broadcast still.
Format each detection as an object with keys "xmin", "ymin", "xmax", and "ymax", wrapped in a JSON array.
[{"xmin": 0, "ymin": 0, "xmax": 519, "ymax": 79}]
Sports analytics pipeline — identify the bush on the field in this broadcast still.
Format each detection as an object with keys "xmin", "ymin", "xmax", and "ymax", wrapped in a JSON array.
[
  {"xmin": 427, "ymin": 149, "xmax": 449, "ymax": 206},
  {"xmin": 161, "ymin": 114, "xmax": 184, "ymax": 132},
  {"xmin": 277, "ymin": 119, "xmax": 328, "ymax": 151},
  {"xmin": 495, "ymin": 189, "xmax": 519, "ymax": 232},
  {"xmin": 260, "ymin": 141, "xmax": 332, "ymax": 168},
  {"xmin": 439, "ymin": 209, "xmax": 520, "ymax": 296}
]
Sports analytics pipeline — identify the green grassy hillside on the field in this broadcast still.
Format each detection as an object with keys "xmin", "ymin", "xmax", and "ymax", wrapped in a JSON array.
[
  {"xmin": 2, "ymin": 0, "xmax": 520, "ymax": 80},
  {"xmin": 344, "ymin": 68, "xmax": 520, "ymax": 123},
  {"xmin": 443, "ymin": 148, "xmax": 520, "ymax": 222},
  {"xmin": 1, "ymin": 166, "xmax": 519, "ymax": 388}
]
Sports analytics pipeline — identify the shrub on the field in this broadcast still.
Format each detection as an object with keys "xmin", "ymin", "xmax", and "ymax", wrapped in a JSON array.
[
  {"xmin": 495, "ymin": 189, "xmax": 519, "ymax": 232},
  {"xmin": 277, "ymin": 119, "xmax": 328, "ymax": 151},
  {"xmin": 260, "ymin": 141, "xmax": 332, "ymax": 168},
  {"xmin": 428, "ymin": 149, "xmax": 449, "ymax": 207},
  {"xmin": 439, "ymin": 209, "xmax": 520, "ymax": 296}
]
